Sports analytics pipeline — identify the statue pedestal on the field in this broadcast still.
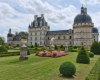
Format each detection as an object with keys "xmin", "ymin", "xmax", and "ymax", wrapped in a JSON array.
[
  {"xmin": 19, "ymin": 44, "xmax": 28, "ymax": 61},
  {"xmin": 65, "ymin": 45, "xmax": 68, "ymax": 52},
  {"xmin": 50, "ymin": 45, "xmax": 55, "ymax": 51}
]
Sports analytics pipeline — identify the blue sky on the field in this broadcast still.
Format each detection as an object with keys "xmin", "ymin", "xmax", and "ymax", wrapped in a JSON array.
[{"xmin": 0, "ymin": 0, "xmax": 100, "ymax": 41}]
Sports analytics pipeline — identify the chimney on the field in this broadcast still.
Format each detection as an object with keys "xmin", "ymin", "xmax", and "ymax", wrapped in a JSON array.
[
  {"xmin": 31, "ymin": 22, "xmax": 33, "ymax": 27},
  {"xmin": 9, "ymin": 28, "xmax": 11, "ymax": 33},
  {"xmin": 34, "ymin": 15, "xmax": 38, "ymax": 21},
  {"xmin": 41, "ymin": 14, "xmax": 44, "ymax": 19},
  {"xmin": 84, "ymin": 8, "xmax": 87, "ymax": 14}
]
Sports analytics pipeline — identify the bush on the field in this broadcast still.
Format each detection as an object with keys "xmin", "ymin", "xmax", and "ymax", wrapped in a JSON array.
[
  {"xmin": 0, "ymin": 51, "xmax": 20, "ymax": 57},
  {"xmin": 0, "ymin": 46, "xmax": 8, "ymax": 52},
  {"xmin": 52, "ymin": 51, "xmax": 57, "ymax": 57},
  {"xmin": 90, "ymin": 41, "xmax": 100, "ymax": 55},
  {"xmin": 55, "ymin": 45, "xmax": 58, "ymax": 49},
  {"xmin": 31, "ymin": 45, "xmax": 34, "ymax": 48},
  {"xmin": 16, "ymin": 44, "xmax": 19, "ymax": 47},
  {"xmin": 35, "ymin": 43, "xmax": 38, "ymax": 47},
  {"xmin": 88, "ymin": 52, "xmax": 94, "ymax": 57},
  {"xmin": 76, "ymin": 46, "xmax": 90, "ymax": 64},
  {"xmin": 59, "ymin": 62, "xmax": 76, "ymax": 77},
  {"xmin": 27, "ymin": 49, "xmax": 30, "ymax": 55},
  {"xmin": 35, "ymin": 47, "xmax": 38, "ymax": 50},
  {"xmin": 60, "ymin": 45, "xmax": 64, "ymax": 48}
]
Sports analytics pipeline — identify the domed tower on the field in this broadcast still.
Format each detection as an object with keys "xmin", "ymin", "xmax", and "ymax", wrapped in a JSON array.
[
  {"xmin": 7, "ymin": 28, "xmax": 13, "ymax": 45},
  {"xmin": 73, "ymin": 6, "xmax": 94, "ymax": 46}
]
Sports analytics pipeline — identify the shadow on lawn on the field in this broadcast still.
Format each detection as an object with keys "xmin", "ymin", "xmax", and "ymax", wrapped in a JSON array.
[{"xmin": 58, "ymin": 74, "xmax": 76, "ymax": 79}]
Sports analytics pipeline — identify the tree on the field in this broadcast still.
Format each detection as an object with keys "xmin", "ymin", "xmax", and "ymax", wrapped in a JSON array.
[
  {"xmin": 76, "ymin": 46, "xmax": 90, "ymax": 64},
  {"xmin": 90, "ymin": 41, "xmax": 100, "ymax": 55},
  {"xmin": 0, "ymin": 37, "xmax": 5, "ymax": 45}
]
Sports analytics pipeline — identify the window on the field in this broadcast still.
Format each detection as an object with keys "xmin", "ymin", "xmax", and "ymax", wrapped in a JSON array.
[
  {"xmin": 48, "ymin": 37, "xmax": 49, "ymax": 40},
  {"xmin": 94, "ymin": 36, "xmax": 95, "ymax": 38},
  {"xmin": 58, "ymin": 36, "xmax": 60, "ymax": 40},
  {"xmin": 31, "ymin": 37, "xmax": 32, "ymax": 40},
  {"xmin": 35, "ymin": 32, "xmax": 37, "ymax": 35},
  {"xmin": 31, "ymin": 42, "xmax": 32, "ymax": 45},
  {"xmin": 63, "ymin": 36, "xmax": 66, "ymax": 39},
  {"xmin": 35, "ymin": 37, "xmax": 37, "ymax": 40},
  {"xmin": 69, "ymin": 36, "xmax": 71, "ymax": 39}
]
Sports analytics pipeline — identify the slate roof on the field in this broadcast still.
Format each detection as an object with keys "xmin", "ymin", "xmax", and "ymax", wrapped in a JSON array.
[
  {"xmin": 13, "ymin": 33, "xmax": 28, "ymax": 41},
  {"xmin": 47, "ymin": 30, "xmax": 69, "ymax": 35},
  {"xmin": 29, "ymin": 17, "xmax": 48, "ymax": 28},
  {"xmin": 74, "ymin": 14, "xmax": 92, "ymax": 24},
  {"xmin": 92, "ymin": 27, "xmax": 98, "ymax": 33},
  {"xmin": 7, "ymin": 33, "xmax": 13, "ymax": 37}
]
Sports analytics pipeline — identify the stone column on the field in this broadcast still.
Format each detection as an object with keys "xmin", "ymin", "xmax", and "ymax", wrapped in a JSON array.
[{"xmin": 19, "ymin": 44, "xmax": 28, "ymax": 61}]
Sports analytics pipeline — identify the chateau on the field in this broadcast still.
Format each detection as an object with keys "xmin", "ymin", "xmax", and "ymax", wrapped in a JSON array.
[{"xmin": 7, "ymin": 6, "xmax": 99, "ymax": 46}]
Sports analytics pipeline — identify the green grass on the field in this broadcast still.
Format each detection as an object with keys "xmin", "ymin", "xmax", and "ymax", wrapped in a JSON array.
[
  {"xmin": 0, "ymin": 52, "xmax": 99, "ymax": 80},
  {"xmin": 8, "ymin": 50, "xmax": 20, "ymax": 52}
]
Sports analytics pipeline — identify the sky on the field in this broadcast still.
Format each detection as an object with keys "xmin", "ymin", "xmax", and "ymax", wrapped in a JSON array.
[{"xmin": 0, "ymin": 0, "xmax": 100, "ymax": 41}]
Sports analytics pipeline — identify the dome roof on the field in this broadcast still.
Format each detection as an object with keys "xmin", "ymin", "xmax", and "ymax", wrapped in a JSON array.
[
  {"xmin": 74, "ymin": 14, "xmax": 92, "ymax": 24},
  {"xmin": 74, "ymin": 6, "xmax": 92, "ymax": 24},
  {"xmin": 92, "ymin": 27, "xmax": 98, "ymax": 33}
]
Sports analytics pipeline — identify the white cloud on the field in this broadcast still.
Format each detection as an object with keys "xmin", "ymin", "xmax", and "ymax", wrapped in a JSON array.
[
  {"xmin": 80, "ymin": 0, "xmax": 100, "ymax": 5},
  {"xmin": 0, "ymin": 0, "xmax": 100, "ymax": 42}
]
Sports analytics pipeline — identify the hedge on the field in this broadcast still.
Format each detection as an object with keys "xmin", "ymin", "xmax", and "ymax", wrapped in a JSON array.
[
  {"xmin": 85, "ymin": 58, "xmax": 100, "ymax": 80},
  {"xmin": 0, "ymin": 51, "xmax": 20, "ymax": 57}
]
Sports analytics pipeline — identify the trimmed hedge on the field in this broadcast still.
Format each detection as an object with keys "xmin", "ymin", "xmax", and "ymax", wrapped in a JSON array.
[
  {"xmin": 76, "ymin": 46, "xmax": 90, "ymax": 64},
  {"xmin": 90, "ymin": 41, "xmax": 100, "ymax": 55},
  {"xmin": 85, "ymin": 58, "xmax": 100, "ymax": 80},
  {"xmin": 59, "ymin": 62, "xmax": 76, "ymax": 77},
  {"xmin": 0, "ymin": 51, "xmax": 20, "ymax": 57},
  {"xmin": 88, "ymin": 52, "xmax": 94, "ymax": 58}
]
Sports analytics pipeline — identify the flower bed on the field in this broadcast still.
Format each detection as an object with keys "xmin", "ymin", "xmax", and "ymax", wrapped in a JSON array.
[{"xmin": 35, "ymin": 52, "xmax": 68, "ymax": 58}]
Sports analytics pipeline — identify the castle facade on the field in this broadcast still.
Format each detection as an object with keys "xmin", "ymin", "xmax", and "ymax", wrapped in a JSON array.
[{"xmin": 7, "ymin": 6, "xmax": 99, "ymax": 46}]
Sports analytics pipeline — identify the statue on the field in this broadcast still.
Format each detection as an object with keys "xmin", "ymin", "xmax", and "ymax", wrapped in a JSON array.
[{"xmin": 50, "ymin": 37, "xmax": 56, "ymax": 45}]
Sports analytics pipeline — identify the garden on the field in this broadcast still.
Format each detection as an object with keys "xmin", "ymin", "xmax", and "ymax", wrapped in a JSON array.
[{"xmin": 0, "ymin": 36, "xmax": 100, "ymax": 80}]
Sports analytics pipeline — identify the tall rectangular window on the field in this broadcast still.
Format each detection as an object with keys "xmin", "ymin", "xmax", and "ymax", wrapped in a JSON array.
[
  {"xmin": 35, "ymin": 37, "xmax": 37, "ymax": 40},
  {"xmin": 69, "ymin": 36, "xmax": 71, "ymax": 39},
  {"xmin": 63, "ymin": 36, "xmax": 66, "ymax": 39}
]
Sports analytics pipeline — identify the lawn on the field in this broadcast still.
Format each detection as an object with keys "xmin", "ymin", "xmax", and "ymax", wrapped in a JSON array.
[
  {"xmin": 8, "ymin": 50, "xmax": 20, "ymax": 52},
  {"xmin": 0, "ymin": 52, "xmax": 99, "ymax": 80}
]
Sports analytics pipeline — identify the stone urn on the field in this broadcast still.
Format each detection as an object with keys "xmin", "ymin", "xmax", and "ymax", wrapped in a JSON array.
[
  {"xmin": 50, "ymin": 45, "xmax": 55, "ymax": 51},
  {"xmin": 19, "ymin": 38, "xmax": 28, "ymax": 61}
]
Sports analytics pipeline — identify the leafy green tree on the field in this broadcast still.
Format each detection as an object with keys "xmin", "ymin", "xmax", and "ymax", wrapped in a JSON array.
[
  {"xmin": 0, "ymin": 37, "xmax": 5, "ymax": 45},
  {"xmin": 90, "ymin": 41, "xmax": 100, "ymax": 55},
  {"xmin": 76, "ymin": 46, "xmax": 90, "ymax": 64},
  {"xmin": 0, "ymin": 46, "xmax": 8, "ymax": 52}
]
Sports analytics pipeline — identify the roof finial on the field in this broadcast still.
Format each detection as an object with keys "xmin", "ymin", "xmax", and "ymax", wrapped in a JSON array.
[{"xmin": 82, "ymin": 4, "xmax": 83, "ymax": 7}]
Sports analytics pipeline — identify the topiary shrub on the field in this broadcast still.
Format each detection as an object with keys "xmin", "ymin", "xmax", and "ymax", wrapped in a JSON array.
[
  {"xmin": 76, "ymin": 46, "xmax": 90, "ymax": 64},
  {"xmin": 31, "ymin": 45, "xmax": 34, "ymax": 48},
  {"xmin": 59, "ymin": 62, "xmax": 76, "ymax": 77},
  {"xmin": 88, "ymin": 52, "xmax": 94, "ymax": 57},
  {"xmin": 60, "ymin": 45, "xmax": 64, "ymax": 48},
  {"xmin": 52, "ymin": 51, "xmax": 57, "ymax": 57},
  {"xmin": 27, "ymin": 49, "xmax": 30, "ymax": 55},
  {"xmin": 55, "ymin": 45, "xmax": 58, "ymax": 49},
  {"xmin": 0, "ymin": 46, "xmax": 8, "ymax": 52},
  {"xmin": 90, "ymin": 41, "xmax": 100, "ymax": 55}
]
